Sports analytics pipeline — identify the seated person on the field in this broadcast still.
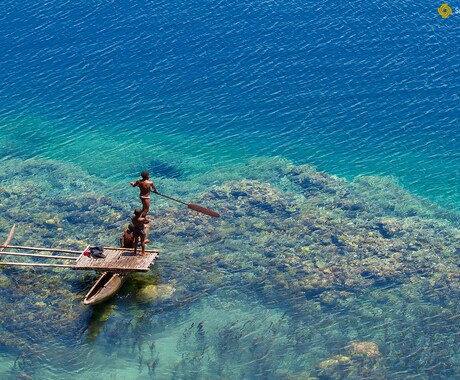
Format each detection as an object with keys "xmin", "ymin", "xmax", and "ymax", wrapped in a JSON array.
[{"xmin": 120, "ymin": 223, "xmax": 135, "ymax": 248}]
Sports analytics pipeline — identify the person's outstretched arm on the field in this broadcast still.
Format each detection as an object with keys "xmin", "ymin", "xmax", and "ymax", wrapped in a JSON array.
[
  {"xmin": 130, "ymin": 179, "xmax": 139, "ymax": 187},
  {"xmin": 140, "ymin": 216, "xmax": 152, "ymax": 224}
]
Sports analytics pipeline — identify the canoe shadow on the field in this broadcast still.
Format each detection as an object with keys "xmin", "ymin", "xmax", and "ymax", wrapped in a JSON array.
[{"xmin": 84, "ymin": 302, "xmax": 116, "ymax": 341}]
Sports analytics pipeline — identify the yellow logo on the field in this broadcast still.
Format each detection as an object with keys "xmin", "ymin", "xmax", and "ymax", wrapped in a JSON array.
[{"xmin": 438, "ymin": 3, "xmax": 453, "ymax": 18}]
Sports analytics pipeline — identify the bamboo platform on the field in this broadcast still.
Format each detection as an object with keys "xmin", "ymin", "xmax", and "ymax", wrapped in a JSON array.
[
  {"xmin": 1, "ymin": 225, "xmax": 161, "ymax": 305},
  {"xmin": 74, "ymin": 246, "xmax": 159, "ymax": 272},
  {"xmin": 1, "ymin": 242, "xmax": 159, "ymax": 273}
]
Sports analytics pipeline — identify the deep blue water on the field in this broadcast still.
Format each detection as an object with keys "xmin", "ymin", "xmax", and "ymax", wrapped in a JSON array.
[
  {"xmin": 0, "ymin": 0, "xmax": 459, "ymax": 378},
  {"xmin": 0, "ymin": 0, "xmax": 458, "ymax": 209}
]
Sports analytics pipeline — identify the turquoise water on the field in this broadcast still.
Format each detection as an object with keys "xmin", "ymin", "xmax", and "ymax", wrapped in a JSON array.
[{"xmin": 0, "ymin": 0, "xmax": 459, "ymax": 378}]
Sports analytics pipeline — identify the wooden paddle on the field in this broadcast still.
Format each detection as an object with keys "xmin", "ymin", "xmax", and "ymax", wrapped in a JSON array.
[{"xmin": 154, "ymin": 192, "xmax": 220, "ymax": 218}]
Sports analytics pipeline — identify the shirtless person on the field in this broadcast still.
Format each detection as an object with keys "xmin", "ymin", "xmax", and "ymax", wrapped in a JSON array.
[
  {"xmin": 131, "ymin": 209, "xmax": 151, "ymax": 256},
  {"xmin": 130, "ymin": 170, "xmax": 158, "ymax": 217},
  {"xmin": 119, "ymin": 223, "xmax": 135, "ymax": 248}
]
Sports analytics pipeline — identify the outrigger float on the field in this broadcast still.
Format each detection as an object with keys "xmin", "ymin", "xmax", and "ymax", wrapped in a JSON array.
[{"xmin": 0, "ymin": 225, "xmax": 159, "ymax": 305}]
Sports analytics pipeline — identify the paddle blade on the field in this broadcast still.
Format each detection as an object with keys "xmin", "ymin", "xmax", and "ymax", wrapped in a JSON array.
[{"xmin": 188, "ymin": 204, "xmax": 221, "ymax": 218}]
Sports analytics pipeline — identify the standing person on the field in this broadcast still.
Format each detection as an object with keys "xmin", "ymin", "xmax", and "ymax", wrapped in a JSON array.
[
  {"xmin": 130, "ymin": 170, "xmax": 158, "ymax": 217},
  {"xmin": 120, "ymin": 223, "xmax": 135, "ymax": 248},
  {"xmin": 131, "ymin": 209, "xmax": 151, "ymax": 256}
]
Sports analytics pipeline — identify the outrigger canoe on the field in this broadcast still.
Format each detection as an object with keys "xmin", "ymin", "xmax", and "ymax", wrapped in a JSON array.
[
  {"xmin": 1, "ymin": 225, "xmax": 153, "ymax": 305},
  {"xmin": 1, "ymin": 193, "xmax": 219, "ymax": 305},
  {"xmin": 84, "ymin": 223, "xmax": 151, "ymax": 305},
  {"xmin": 83, "ymin": 272, "xmax": 127, "ymax": 305}
]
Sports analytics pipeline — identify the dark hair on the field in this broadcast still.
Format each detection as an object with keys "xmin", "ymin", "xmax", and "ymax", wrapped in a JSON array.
[
  {"xmin": 141, "ymin": 170, "xmax": 150, "ymax": 179},
  {"xmin": 133, "ymin": 208, "xmax": 142, "ymax": 216},
  {"xmin": 127, "ymin": 223, "xmax": 135, "ymax": 231}
]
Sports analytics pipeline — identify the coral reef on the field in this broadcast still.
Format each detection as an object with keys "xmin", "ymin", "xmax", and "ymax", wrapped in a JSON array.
[
  {"xmin": 147, "ymin": 163, "xmax": 458, "ymax": 307},
  {"xmin": 0, "ymin": 157, "xmax": 458, "ymax": 378}
]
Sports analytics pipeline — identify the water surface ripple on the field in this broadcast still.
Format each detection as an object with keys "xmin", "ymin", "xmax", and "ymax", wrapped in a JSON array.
[{"xmin": 0, "ymin": 0, "xmax": 459, "ymax": 378}]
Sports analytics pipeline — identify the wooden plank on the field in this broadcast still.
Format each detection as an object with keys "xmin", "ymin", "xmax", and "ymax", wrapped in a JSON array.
[
  {"xmin": 101, "ymin": 246, "xmax": 159, "ymax": 253},
  {"xmin": 0, "ymin": 245, "xmax": 158, "ymax": 254},
  {"xmin": 0, "ymin": 262, "xmax": 75, "ymax": 268},
  {"xmin": 1, "ymin": 245, "xmax": 82, "ymax": 254},
  {"xmin": 74, "ymin": 248, "xmax": 159, "ymax": 272},
  {"xmin": 0, "ymin": 251, "xmax": 77, "ymax": 260},
  {"xmin": 76, "ymin": 245, "xmax": 91, "ymax": 263},
  {"xmin": 75, "ymin": 254, "xmax": 158, "ymax": 271},
  {"xmin": 0, "ymin": 225, "xmax": 16, "ymax": 253},
  {"xmin": 73, "ymin": 265, "xmax": 151, "ymax": 272}
]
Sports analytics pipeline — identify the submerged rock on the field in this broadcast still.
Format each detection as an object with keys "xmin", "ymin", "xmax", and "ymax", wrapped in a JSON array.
[
  {"xmin": 137, "ymin": 284, "xmax": 175, "ymax": 302},
  {"xmin": 319, "ymin": 290, "xmax": 356, "ymax": 307},
  {"xmin": 318, "ymin": 355, "xmax": 351, "ymax": 369},
  {"xmin": 347, "ymin": 341, "xmax": 381, "ymax": 358},
  {"xmin": 314, "ymin": 341, "xmax": 384, "ymax": 379}
]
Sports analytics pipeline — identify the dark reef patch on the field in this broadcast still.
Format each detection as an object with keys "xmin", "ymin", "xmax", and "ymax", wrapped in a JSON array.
[{"xmin": 146, "ymin": 160, "xmax": 182, "ymax": 179}]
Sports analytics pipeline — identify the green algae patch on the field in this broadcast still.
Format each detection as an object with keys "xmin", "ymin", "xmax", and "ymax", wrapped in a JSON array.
[
  {"xmin": 0, "ymin": 274, "xmax": 11, "ymax": 287},
  {"xmin": 137, "ymin": 284, "xmax": 176, "ymax": 303},
  {"xmin": 318, "ymin": 355, "xmax": 351, "ymax": 369}
]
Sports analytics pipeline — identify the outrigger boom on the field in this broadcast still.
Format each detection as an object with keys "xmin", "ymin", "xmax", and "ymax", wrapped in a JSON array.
[
  {"xmin": 0, "ymin": 225, "xmax": 160, "ymax": 305},
  {"xmin": 0, "ymin": 225, "xmax": 159, "ymax": 273},
  {"xmin": 1, "ymin": 245, "xmax": 83, "ymax": 254},
  {"xmin": 0, "ymin": 225, "xmax": 15, "ymax": 253},
  {"xmin": 0, "ymin": 262, "xmax": 75, "ymax": 268}
]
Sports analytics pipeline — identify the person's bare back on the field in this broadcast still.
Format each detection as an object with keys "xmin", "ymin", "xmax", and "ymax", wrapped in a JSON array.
[
  {"xmin": 130, "ymin": 170, "xmax": 158, "ymax": 217},
  {"xmin": 136, "ymin": 179, "xmax": 154, "ymax": 197},
  {"xmin": 120, "ymin": 223, "xmax": 135, "ymax": 248}
]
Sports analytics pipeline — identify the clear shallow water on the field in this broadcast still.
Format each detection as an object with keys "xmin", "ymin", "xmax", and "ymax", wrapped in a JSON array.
[{"xmin": 0, "ymin": 0, "xmax": 459, "ymax": 378}]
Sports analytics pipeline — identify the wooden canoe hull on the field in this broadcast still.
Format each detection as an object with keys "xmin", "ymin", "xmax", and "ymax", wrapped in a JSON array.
[{"xmin": 84, "ymin": 272, "xmax": 127, "ymax": 305}]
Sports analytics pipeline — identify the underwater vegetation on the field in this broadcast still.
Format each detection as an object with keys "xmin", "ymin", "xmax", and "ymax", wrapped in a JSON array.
[
  {"xmin": 145, "ymin": 159, "xmax": 183, "ymax": 180},
  {"xmin": 0, "ymin": 157, "xmax": 458, "ymax": 378}
]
